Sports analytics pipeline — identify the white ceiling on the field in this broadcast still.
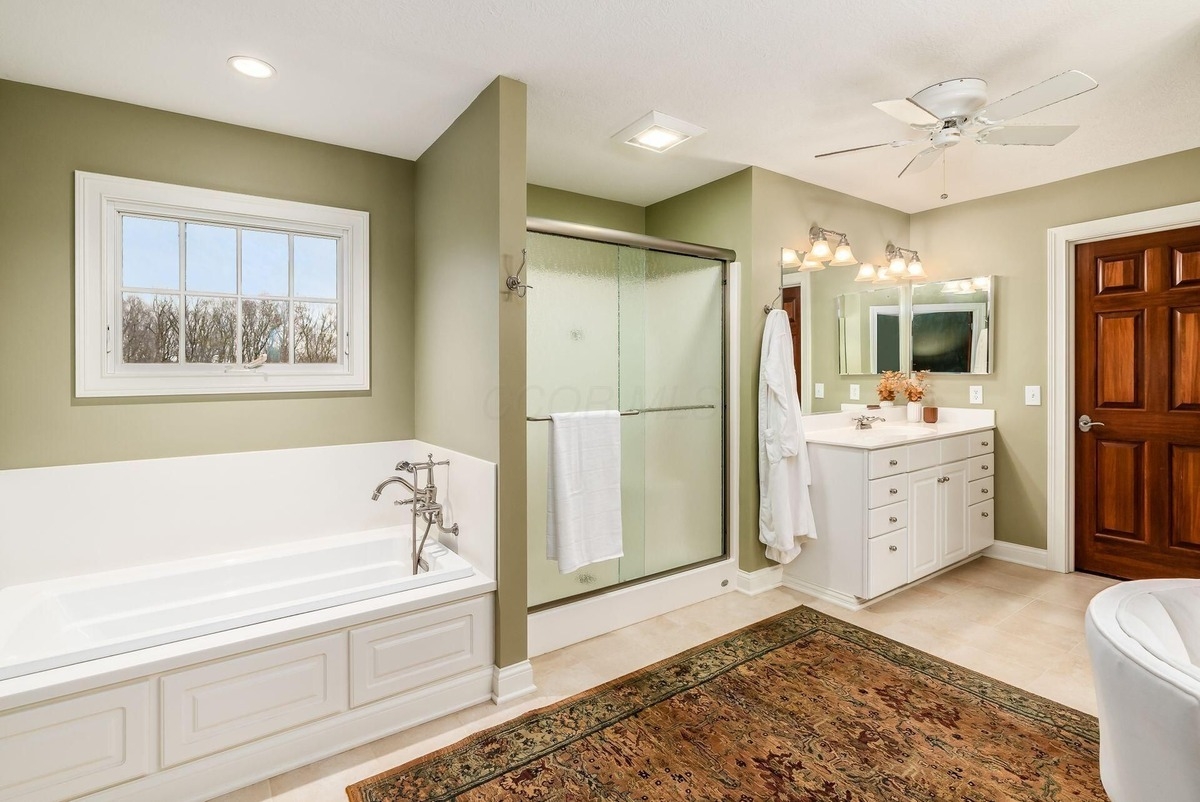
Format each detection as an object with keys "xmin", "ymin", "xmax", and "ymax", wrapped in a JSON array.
[{"xmin": 3, "ymin": 0, "xmax": 1199, "ymax": 213}]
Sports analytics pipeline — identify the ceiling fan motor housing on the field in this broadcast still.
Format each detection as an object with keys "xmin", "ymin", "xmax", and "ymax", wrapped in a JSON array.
[
  {"xmin": 910, "ymin": 77, "xmax": 989, "ymax": 119},
  {"xmin": 931, "ymin": 125, "xmax": 962, "ymax": 149}
]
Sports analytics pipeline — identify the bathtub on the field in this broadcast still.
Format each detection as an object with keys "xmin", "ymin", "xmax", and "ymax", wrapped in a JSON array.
[{"xmin": 0, "ymin": 527, "xmax": 474, "ymax": 681}]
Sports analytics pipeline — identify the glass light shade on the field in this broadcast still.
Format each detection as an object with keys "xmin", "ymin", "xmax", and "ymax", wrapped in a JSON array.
[
  {"xmin": 829, "ymin": 240, "xmax": 857, "ymax": 267},
  {"xmin": 854, "ymin": 263, "xmax": 877, "ymax": 282},
  {"xmin": 906, "ymin": 258, "xmax": 926, "ymax": 279},
  {"xmin": 809, "ymin": 237, "xmax": 833, "ymax": 261},
  {"xmin": 800, "ymin": 252, "xmax": 826, "ymax": 271},
  {"xmin": 888, "ymin": 255, "xmax": 907, "ymax": 274},
  {"xmin": 872, "ymin": 267, "xmax": 897, "ymax": 283},
  {"xmin": 780, "ymin": 248, "xmax": 803, "ymax": 268}
]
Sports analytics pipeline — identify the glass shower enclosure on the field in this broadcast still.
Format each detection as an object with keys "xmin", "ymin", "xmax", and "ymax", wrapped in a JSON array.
[{"xmin": 525, "ymin": 226, "xmax": 727, "ymax": 609}]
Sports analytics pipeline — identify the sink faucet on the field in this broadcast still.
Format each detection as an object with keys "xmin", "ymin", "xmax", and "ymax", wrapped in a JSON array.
[{"xmin": 853, "ymin": 415, "xmax": 886, "ymax": 430}]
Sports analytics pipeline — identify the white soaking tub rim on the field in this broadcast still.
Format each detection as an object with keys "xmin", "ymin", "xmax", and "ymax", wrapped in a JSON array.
[{"xmin": 0, "ymin": 526, "xmax": 474, "ymax": 682}]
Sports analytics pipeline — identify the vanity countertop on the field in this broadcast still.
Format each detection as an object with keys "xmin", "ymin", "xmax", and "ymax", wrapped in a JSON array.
[{"xmin": 802, "ymin": 407, "xmax": 995, "ymax": 451}]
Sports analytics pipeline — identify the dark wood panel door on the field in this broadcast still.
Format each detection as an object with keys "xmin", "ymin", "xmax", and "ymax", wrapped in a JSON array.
[
  {"xmin": 1075, "ymin": 224, "xmax": 1200, "ymax": 579},
  {"xmin": 783, "ymin": 286, "xmax": 802, "ymax": 390}
]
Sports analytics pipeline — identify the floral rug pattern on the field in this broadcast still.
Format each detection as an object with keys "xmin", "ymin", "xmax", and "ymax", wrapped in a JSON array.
[{"xmin": 348, "ymin": 606, "xmax": 1105, "ymax": 801}]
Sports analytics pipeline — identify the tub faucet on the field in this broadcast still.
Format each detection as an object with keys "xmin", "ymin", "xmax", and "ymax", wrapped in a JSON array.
[
  {"xmin": 371, "ymin": 455, "xmax": 459, "ymax": 575},
  {"xmin": 371, "ymin": 475, "xmax": 416, "ymax": 501}
]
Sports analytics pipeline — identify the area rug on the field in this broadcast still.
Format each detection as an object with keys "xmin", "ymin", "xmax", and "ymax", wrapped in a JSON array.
[{"xmin": 348, "ymin": 606, "xmax": 1105, "ymax": 801}]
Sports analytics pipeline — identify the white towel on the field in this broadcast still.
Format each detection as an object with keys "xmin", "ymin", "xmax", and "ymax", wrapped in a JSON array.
[{"xmin": 546, "ymin": 411, "xmax": 624, "ymax": 574}]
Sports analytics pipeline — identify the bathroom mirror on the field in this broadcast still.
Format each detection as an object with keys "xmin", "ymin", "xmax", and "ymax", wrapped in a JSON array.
[
  {"xmin": 837, "ymin": 286, "xmax": 902, "ymax": 375},
  {"xmin": 910, "ymin": 276, "xmax": 994, "ymax": 374}
]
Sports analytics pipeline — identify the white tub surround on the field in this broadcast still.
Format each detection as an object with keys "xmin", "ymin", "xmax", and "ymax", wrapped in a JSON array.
[
  {"xmin": 0, "ymin": 440, "xmax": 499, "ymax": 802},
  {"xmin": 783, "ymin": 408, "xmax": 996, "ymax": 609}
]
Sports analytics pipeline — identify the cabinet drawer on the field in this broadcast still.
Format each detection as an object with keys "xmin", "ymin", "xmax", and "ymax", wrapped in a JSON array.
[
  {"xmin": 968, "ymin": 454, "xmax": 995, "ymax": 482},
  {"xmin": 869, "ymin": 500, "xmax": 908, "ymax": 538},
  {"xmin": 868, "ymin": 476, "xmax": 908, "ymax": 508},
  {"xmin": 969, "ymin": 476, "xmax": 994, "ymax": 506},
  {"xmin": 866, "ymin": 529, "xmax": 909, "ymax": 598},
  {"xmin": 350, "ymin": 596, "xmax": 492, "ymax": 707},
  {"xmin": 161, "ymin": 632, "xmax": 347, "ymax": 767},
  {"xmin": 868, "ymin": 446, "xmax": 908, "ymax": 479},
  {"xmin": 908, "ymin": 440, "xmax": 940, "ymax": 472},
  {"xmin": 969, "ymin": 430, "xmax": 995, "ymax": 457},
  {"xmin": 940, "ymin": 434, "xmax": 970, "ymax": 464},
  {"xmin": 970, "ymin": 500, "xmax": 995, "ymax": 553},
  {"xmin": 0, "ymin": 682, "xmax": 151, "ymax": 802}
]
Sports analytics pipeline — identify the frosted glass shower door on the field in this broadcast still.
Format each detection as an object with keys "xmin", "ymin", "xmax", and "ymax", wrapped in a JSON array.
[{"xmin": 526, "ymin": 232, "xmax": 725, "ymax": 609}]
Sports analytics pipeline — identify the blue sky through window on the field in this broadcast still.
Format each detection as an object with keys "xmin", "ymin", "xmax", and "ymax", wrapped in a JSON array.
[
  {"xmin": 122, "ymin": 217, "xmax": 179, "ymax": 289},
  {"xmin": 294, "ymin": 236, "xmax": 337, "ymax": 298},
  {"xmin": 242, "ymin": 230, "xmax": 289, "ymax": 296},
  {"xmin": 185, "ymin": 223, "xmax": 236, "ymax": 293}
]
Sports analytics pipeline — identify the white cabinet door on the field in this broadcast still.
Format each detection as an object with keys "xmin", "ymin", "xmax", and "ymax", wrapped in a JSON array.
[
  {"xmin": 940, "ymin": 460, "xmax": 970, "ymax": 565},
  {"xmin": 866, "ymin": 529, "xmax": 909, "ymax": 598},
  {"xmin": 970, "ymin": 499, "xmax": 996, "ymax": 553},
  {"xmin": 908, "ymin": 467, "xmax": 940, "ymax": 581}
]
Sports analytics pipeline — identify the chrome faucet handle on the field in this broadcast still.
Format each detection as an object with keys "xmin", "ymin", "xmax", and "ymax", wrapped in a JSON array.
[{"xmin": 395, "ymin": 460, "xmax": 416, "ymax": 472}]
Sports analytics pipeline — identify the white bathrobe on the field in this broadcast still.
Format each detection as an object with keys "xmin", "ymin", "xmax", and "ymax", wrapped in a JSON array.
[{"xmin": 758, "ymin": 309, "xmax": 817, "ymax": 563}]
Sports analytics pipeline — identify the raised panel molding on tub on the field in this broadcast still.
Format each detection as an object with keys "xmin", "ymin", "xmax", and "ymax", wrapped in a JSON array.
[
  {"xmin": 350, "ymin": 596, "xmax": 492, "ymax": 708},
  {"xmin": 160, "ymin": 632, "xmax": 348, "ymax": 767},
  {"xmin": 0, "ymin": 682, "xmax": 151, "ymax": 802}
]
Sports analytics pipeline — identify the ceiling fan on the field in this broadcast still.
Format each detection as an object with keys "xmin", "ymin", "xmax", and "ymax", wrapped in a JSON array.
[{"xmin": 816, "ymin": 70, "xmax": 1099, "ymax": 177}]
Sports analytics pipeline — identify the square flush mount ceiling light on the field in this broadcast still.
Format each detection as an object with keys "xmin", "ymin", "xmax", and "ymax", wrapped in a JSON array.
[{"xmin": 613, "ymin": 111, "xmax": 706, "ymax": 153}]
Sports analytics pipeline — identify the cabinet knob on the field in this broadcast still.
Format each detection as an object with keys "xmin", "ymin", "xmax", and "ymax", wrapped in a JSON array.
[
  {"xmin": 982, "ymin": 464, "xmax": 990, "ymax": 471},
  {"xmin": 982, "ymin": 441, "xmax": 989, "ymax": 447},
  {"xmin": 889, "ymin": 516, "xmax": 898, "ymax": 523},
  {"xmin": 889, "ymin": 488, "xmax": 899, "ymax": 495},
  {"xmin": 941, "ymin": 476, "xmax": 950, "ymax": 482},
  {"xmin": 981, "ymin": 488, "xmax": 989, "ymax": 494},
  {"xmin": 889, "ymin": 459, "xmax": 899, "ymax": 466},
  {"xmin": 889, "ymin": 545, "xmax": 898, "ymax": 552},
  {"xmin": 981, "ymin": 511, "xmax": 990, "ymax": 518}
]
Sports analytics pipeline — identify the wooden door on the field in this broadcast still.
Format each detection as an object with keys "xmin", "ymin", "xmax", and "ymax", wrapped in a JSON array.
[
  {"xmin": 782, "ymin": 286, "xmax": 802, "ymax": 390},
  {"xmin": 1075, "ymin": 225, "xmax": 1200, "ymax": 579},
  {"xmin": 939, "ymin": 461, "xmax": 970, "ymax": 566}
]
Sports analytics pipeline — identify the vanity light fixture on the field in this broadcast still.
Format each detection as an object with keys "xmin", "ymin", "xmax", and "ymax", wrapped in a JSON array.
[
  {"xmin": 830, "ymin": 235, "xmax": 857, "ymax": 266},
  {"xmin": 613, "ymin": 111, "xmax": 707, "ymax": 153},
  {"xmin": 809, "ymin": 224, "xmax": 858, "ymax": 267},
  {"xmin": 883, "ymin": 243, "xmax": 928, "ymax": 280},
  {"xmin": 227, "ymin": 56, "xmax": 276, "ymax": 78},
  {"xmin": 781, "ymin": 247, "xmax": 825, "ymax": 271}
]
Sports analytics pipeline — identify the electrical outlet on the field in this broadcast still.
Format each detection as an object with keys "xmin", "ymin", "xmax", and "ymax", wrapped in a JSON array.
[
  {"xmin": 1025, "ymin": 385, "xmax": 1041, "ymax": 406},
  {"xmin": 849, "ymin": 384, "xmax": 861, "ymax": 401},
  {"xmin": 814, "ymin": 383, "xmax": 825, "ymax": 399},
  {"xmin": 969, "ymin": 385, "xmax": 984, "ymax": 404}
]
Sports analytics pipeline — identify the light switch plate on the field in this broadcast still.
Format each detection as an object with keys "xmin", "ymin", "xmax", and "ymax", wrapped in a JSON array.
[
  {"xmin": 969, "ymin": 385, "xmax": 984, "ymax": 404},
  {"xmin": 1025, "ymin": 385, "xmax": 1041, "ymax": 405},
  {"xmin": 814, "ymin": 383, "xmax": 825, "ymax": 399},
  {"xmin": 849, "ymin": 384, "xmax": 860, "ymax": 401}
]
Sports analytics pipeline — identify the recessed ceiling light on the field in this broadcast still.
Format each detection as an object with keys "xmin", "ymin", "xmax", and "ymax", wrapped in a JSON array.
[
  {"xmin": 227, "ymin": 56, "xmax": 276, "ymax": 79},
  {"xmin": 613, "ymin": 111, "xmax": 706, "ymax": 153}
]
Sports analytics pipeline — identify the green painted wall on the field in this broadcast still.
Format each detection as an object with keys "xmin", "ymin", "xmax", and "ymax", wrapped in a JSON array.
[
  {"xmin": 909, "ymin": 147, "xmax": 1200, "ymax": 549},
  {"xmin": 527, "ymin": 185, "xmax": 645, "ymax": 233},
  {"xmin": 414, "ymin": 77, "xmax": 529, "ymax": 667},
  {"xmin": 0, "ymin": 80, "xmax": 415, "ymax": 469}
]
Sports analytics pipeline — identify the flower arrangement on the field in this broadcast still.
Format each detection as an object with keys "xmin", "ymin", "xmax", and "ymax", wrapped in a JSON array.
[
  {"xmin": 902, "ymin": 371, "xmax": 930, "ymax": 403},
  {"xmin": 876, "ymin": 371, "xmax": 905, "ymax": 402}
]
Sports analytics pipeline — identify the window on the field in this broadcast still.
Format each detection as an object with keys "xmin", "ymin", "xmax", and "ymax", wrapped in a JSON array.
[{"xmin": 76, "ymin": 172, "xmax": 369, "ymax": 396}]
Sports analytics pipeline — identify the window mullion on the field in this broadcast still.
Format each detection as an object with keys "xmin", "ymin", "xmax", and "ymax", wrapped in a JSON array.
[
  {"xmin": 288, "ymin": 233, "xmax": 296, "ymax": 364},
  {"xmin": 178, "ymin": 220, "xmax": 187, "ymax": 365},
  {"xmin": 235, "ymin": 227, "xmax": 243, "ymax": 365}
]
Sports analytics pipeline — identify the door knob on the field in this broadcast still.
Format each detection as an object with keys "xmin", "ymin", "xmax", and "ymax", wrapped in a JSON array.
[{"xmin": 1078, "ymin": 414, "xmax": 1106, "ymax": 433}]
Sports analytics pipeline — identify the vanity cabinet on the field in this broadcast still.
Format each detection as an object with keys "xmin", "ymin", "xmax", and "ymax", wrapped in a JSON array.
[{"xmin": 783, "ymin": 425, "xmax": 995, "ymax": 608}]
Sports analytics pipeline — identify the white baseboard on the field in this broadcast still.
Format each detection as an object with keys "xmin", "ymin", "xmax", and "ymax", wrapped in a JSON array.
[
  {"xmin": 84, "ymin": 667, "xmax": 493, "ymax": 802},
  {"xmin": 781, "ymin": 575, "xmax": 868, "ymax": 610},
  {"xmin": 736, "ymin": 566, "xmax": 783, "ymax": 596},
  {"xmin": 491, "ymin": 661, "xmax": 536, "ymax": 705},
  {"xmin": 984, "ymin": 541, "xmax": 1050, "ymax": 570}
]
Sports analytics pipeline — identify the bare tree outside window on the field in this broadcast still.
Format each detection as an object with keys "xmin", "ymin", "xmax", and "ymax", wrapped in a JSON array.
[
  {"xmin": 242, "ymin": 299, "xmax": 290, "ymax": 363},
  {"xmin": 294, "ymin": 303, "xmax": 338, "ymax": 363},
  {"xmin": 122, "ymin": 293, "xmax": 179, "ymax": 363},
  {"xmin": 185, "ymin": 297, "xmax": 237, "ymax": 363}
]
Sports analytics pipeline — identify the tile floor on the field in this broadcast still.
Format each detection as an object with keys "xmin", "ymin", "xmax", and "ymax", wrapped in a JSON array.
[{"xmin": 209, "ymin": 557, "xmax": 1119, "ymax": 801}]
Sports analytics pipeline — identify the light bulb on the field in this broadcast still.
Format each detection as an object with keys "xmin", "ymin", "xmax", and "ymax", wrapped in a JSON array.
[
  {"xmin": 829, "ymin": 237, "xmax": 857, "ymax": 266},
  {"xmin": 888, "ymin": 255, "xmax": 908, "ymax": 275},
  {"xmin": 854, "ymin": 264, "xmax": 877, "ymax": 282},
  {"xmin": 809, "ymin": 237, "xmax": 832, "ymax": 261},
  {"xmin": 228, "ymin": 56, "xmax": 276, "ymax": 78}
]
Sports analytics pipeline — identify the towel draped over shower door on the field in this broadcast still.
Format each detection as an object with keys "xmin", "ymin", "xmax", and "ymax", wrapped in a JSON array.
[{"xmin": 757, "ymin": 309, "xmax": 817, "ymax": 564}]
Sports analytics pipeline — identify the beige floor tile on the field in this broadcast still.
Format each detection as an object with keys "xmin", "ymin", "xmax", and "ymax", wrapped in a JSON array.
[
  {"xmin": 205, "ymin": 780, "xmax": 273, "ymax": 802},
  {"xmin": 268, "ymin": 744, "xmax": 379, "ymax": 801},
  {"xmin": 994, "ymin": 598, "xmax": 1087, "ymax": 639}
]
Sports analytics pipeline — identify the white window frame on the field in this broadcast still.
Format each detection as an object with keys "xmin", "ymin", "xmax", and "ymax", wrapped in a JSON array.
[{"xmin": 75, "ymin": 171, "xmax": 370, "ymax": 397}]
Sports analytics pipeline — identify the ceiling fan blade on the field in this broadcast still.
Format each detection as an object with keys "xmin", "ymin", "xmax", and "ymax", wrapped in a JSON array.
[
  {"xmin": 976, "ymin": 124, "xmax": 1079, "ymax": 146},
  {"xmin": 975, "ymin": 70, "xmax": 1098, "ymax": 124},
  {"xmin": 873, "ymin": 99, "xmax": 939, "ymax": 126},
  {"xmin": 815, "ymin": 140, "xmax": 914, "ymax": 159},
  {"xmin": 899, "ymin": 147, "xmax": 943, "ymax": 177}
]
